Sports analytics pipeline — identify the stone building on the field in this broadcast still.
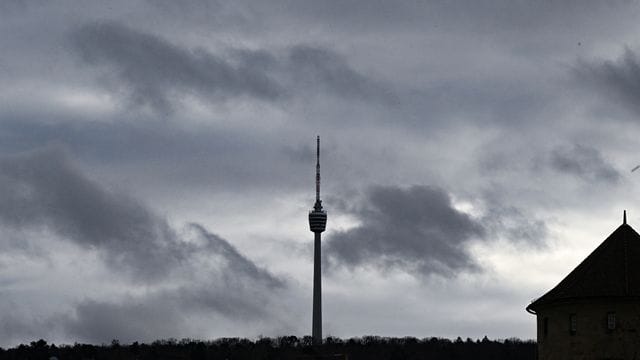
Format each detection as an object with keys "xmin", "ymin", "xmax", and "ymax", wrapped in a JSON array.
[{"xmin": 527, "ymin": 213, "xmax": 640, "ymax": 359}]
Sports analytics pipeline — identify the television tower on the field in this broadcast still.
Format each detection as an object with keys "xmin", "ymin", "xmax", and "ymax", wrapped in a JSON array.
[{"xmin": 308, "ymin": 135, "xmax": 327, "ymax": 346}]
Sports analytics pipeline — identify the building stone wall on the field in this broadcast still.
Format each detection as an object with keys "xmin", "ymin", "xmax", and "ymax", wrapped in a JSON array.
[{"xmin": 536, "ymin": 300, "xmax": 640, "ymax": 360}]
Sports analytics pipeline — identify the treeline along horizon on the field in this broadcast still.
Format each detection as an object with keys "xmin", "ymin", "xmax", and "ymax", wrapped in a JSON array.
[{"xmin": 0, "ymin": 336, "xmax": 535, "ymax": 360}]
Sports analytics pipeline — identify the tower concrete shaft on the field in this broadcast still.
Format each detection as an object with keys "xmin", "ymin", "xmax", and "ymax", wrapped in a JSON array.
[
  {"xmin": 312, "ymin": 231, "xmax": 322, "ymax": 344},
  {"xmin": 308, "ymin": 135, "xmax": 326, "ymax": 346}
]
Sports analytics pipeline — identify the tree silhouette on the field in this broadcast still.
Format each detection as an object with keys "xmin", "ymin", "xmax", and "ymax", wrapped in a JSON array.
[{"xmin": 0, "ymin": 336, "xmax": 536, "ymax": 360}]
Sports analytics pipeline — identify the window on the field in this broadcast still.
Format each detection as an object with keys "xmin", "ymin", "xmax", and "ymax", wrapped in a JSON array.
[
  {"xmin": 607, "ymin": 312, "xmax": 616, "ymax": 330},
  {"xmin": 543, "ymin": 317, "xmax": 549, "ymax": 337},
  {"xmin": 569, "ymin": 314, "xmax": 577, "ymax": 335}
]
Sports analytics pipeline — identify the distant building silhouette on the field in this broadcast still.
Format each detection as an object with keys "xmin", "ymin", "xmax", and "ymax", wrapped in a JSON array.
[
  {"xmin": 308, "ymin": 136, "xmax": 327, "ymax": 346},
  {"xmin": 527, "ymin": 211, "xmax": 640, "ymax": 359}
]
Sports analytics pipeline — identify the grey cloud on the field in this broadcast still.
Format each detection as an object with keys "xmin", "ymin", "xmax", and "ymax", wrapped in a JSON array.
[
  {"xmin": 402, "ymin": 81, "xmax": 552, "ymax": 129},
  {"xmin": 62, "ymin": 273, "xmax": 283, "ymax": 344},
  {"xmin": 282, "ymin": 143, "xmax": 315, "ymax": 163},
  {"xmin": 325, "ymin": 185, "xmax": 552, "ymax": 277},
  {"xmin": 0, "ymin": 147, "xmax": 287, "ymax": 343},
  {"xmin": 0, "ymin": 147, "xmax": 181, "ymax": 280},
  {"xmin": 0, "ymin": 118, "xmax": 316, "ymax": 193},
  {"xmin": 0, "ymin": 311, "xmax": 56, "ymax": 346},
  {"xmin": 287, "ymin": 45, "xmax": 396, "ymax": 103},
  {"xmin": 61, "ymin": 275, "xmax": 283, "ymax": 344},
  {"xmin": 325, "ymin": 185, "xmax": 484, "ymax": 277},
  {"xmin": 62, "ymin": 299, "xmax": 183, "ymax": 344},
  {"xmin": 549, "ymin": 144, "xmax": 620, "ymax": 184},
  {"xmin": 190, "ymin": 224, "xmax": 284, "ymax": 291},
  {"xmin": 259, "ymin": 0, "xmax": 628, "ymax": 35},
  {"xmin": 480, "ymin": 199, "xmax": 548, "ymax": 247},
  {"xmin": 69, "ymin": 21, "xmax": 393, "ymax": 113},
  {"xmin": 60, "ymin": 224, "xmax": 286, "ymax": 344},
  {"xmin": 0, "ymin": 0, "xmax": 31, "ymax": 14},
  {"xmin": 575, "ymin": 48, "xmax": 640, "ymax": 117},
  {"xmin": 71, "ymin": 21, "xmax": 284, "ymax": 113},
  {"xmin": 0, "ymin": 147, "xmax": 283, "ymax": 288}
]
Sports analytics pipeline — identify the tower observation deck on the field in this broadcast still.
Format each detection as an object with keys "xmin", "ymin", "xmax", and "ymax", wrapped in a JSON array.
[{"xmin": 309, "ymin": 135, "xmax": 327, "ymax": 345}]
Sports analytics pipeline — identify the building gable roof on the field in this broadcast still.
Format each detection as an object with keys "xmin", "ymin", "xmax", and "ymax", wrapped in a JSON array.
[{"xmin": 527, "ymin": 222, "xmax": 640, "ymax": 313}]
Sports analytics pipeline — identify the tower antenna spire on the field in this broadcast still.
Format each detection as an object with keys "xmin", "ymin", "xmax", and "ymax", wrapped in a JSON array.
[{"xmin": 316, "ymin": 135, "xmax": 321, "ymax": 204}]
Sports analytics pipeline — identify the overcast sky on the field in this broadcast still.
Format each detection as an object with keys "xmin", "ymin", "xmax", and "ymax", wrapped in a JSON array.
[{"xmin": 3, "ymin": 0, "xmax": 640, "ymax": 347}]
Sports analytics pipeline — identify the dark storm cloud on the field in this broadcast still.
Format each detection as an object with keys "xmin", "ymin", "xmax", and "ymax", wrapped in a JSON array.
[
  {"xmin": 325, "ymin": 185, "xmax": 484, "ymax": 277},
  {"xmin": 70, "ymin": 21, "xmax": 283, "ymax": 113},
  {"xmin": 549, "ymin": 144, "xmax": 620, "ymax": 184},
  {"xmin": 0, "ymin": 147, "xmax": 179, "ymax": 280},
  {"xmin": 575, "ymin": 48, "xmax": 640, "ymax": 116},
  {"xmin": 0, "ymin": 147, "xmax": 283, "ymax": 287},
  {"xmin": 69, "ymin": 21, "xmax": 393, "ymax": 113}
]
